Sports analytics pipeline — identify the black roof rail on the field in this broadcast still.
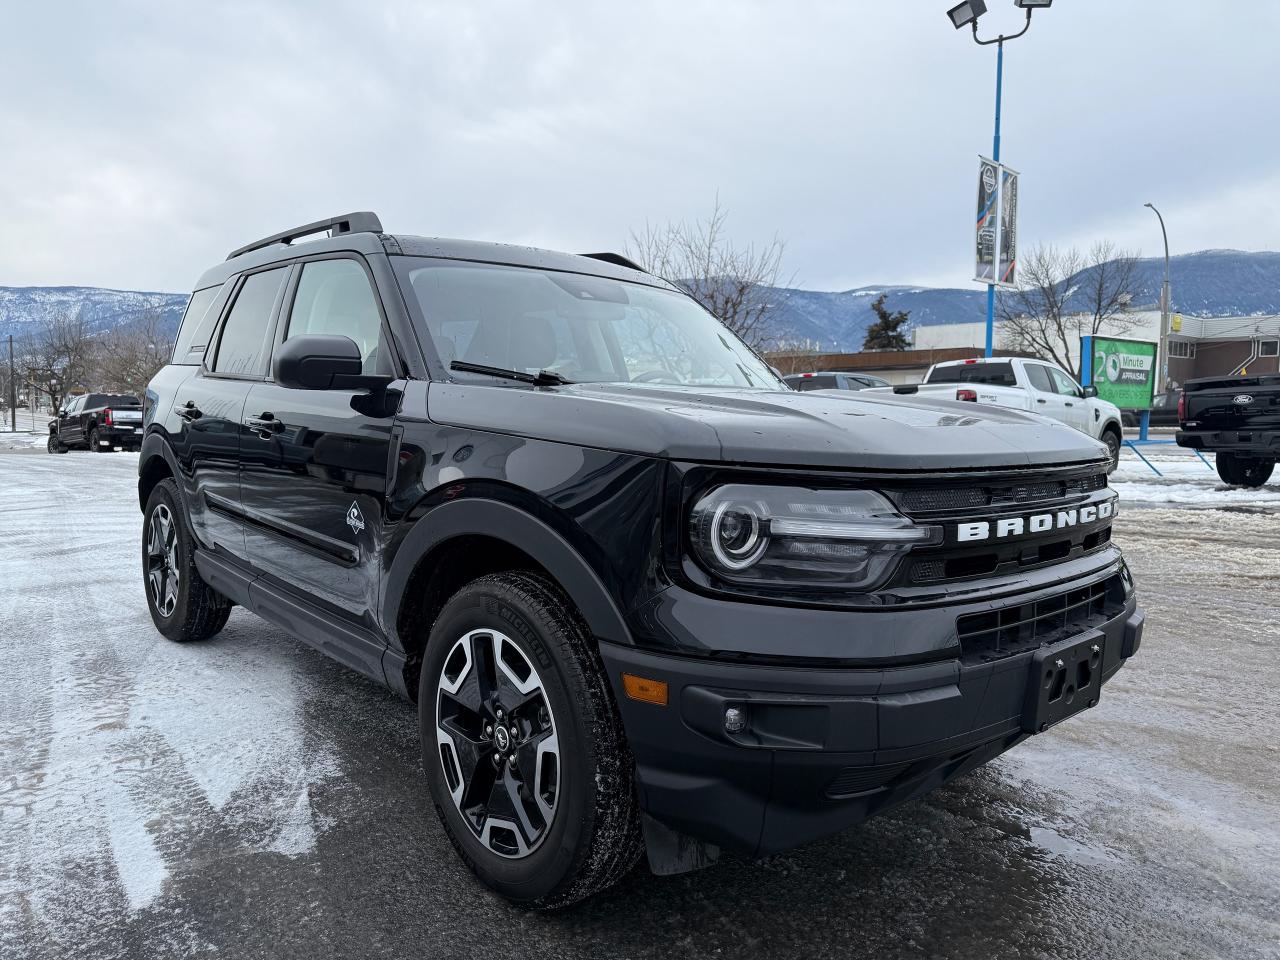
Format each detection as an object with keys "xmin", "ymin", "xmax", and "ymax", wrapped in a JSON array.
[
  {"xmin": 226, "ymin": 211, "xmax": 384, "ymax": 261},
  {"xmin": 579, "ymin": 252, "xmax": 648, "ymax": 273}
]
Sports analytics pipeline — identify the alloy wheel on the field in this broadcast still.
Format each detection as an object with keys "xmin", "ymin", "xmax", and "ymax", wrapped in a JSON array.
[
  {"xmin": 146, "ymin": 503, "xmax": 180, "ymax": 617},
  {"xmin": 435, "ymin": 628, "xmax": 560, "ymax": 859}
]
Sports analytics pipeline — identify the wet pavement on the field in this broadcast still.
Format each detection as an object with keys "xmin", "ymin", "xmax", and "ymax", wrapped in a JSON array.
[{"xmin": 1, "ymin": 450, "xmax": 1277, "ymax": 959}]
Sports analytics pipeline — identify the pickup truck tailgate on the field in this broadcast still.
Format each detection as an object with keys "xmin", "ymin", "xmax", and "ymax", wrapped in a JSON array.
[
  {"xmin": 1182, "ymin": 375, "xmax": 1280, "ymax": 431},
  {"xmin": 111, "ymin": 408, "xmax": 144, "ymax": 424}
]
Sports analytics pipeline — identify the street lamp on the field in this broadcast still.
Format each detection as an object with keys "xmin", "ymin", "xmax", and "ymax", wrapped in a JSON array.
[
  {"xmin": 947, "ymin": 0, "xmax": 1053, "ymax": 357},
  {"xmin": 1144, "ymin": 202, "xmax": 1172, "ymax": 395}
]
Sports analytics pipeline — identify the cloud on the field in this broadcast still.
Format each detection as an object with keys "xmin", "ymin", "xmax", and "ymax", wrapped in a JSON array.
[{"xmin": 0, "ymin": 1, "xmax": 1276, "ymax": 294}]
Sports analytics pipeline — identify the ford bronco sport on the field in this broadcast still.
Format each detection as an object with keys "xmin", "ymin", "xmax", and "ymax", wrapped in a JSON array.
[{"xmin": 138, "ymin": 212, "xmax": 1143, "ymax": 907}]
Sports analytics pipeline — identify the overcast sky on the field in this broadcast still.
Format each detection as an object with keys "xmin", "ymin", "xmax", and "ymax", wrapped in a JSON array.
[{"xmin": 2, "ymin": 1, "xmax": 1276, "ymax": 295}]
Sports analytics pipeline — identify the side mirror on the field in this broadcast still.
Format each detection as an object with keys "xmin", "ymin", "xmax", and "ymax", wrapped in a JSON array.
[
  {"xmin": 274, "ymin": 334, "xmax": 390, "ymax": 391},
  {"xmin": 1082, "ymin": 385, "xmax": 1098, "ymax": 398}
]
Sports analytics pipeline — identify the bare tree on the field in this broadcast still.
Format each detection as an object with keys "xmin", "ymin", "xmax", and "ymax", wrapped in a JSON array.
[
  {"xmin": 626, "ymin": 198, "xmax": 789, "ymax": 350},
  {"xmin": 20, "ymin": 310, "xmax": 98, "ymax": 412},
  {"xmin": 998, "ymin": 242, "xmax": 1139, "ymax": 379},
  {"xmin": 97, "ymin": 309, "xmax": 175, "ymax": 400}
]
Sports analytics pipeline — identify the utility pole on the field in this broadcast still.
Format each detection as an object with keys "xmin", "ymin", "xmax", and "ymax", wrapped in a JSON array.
[
  {"xmin": 7, "ymin": 335, "xmax": 15, "ymax": 433},
  {"xmin": 1144, "ymin": 202, "xmax": 1172, "ymax": 393}
]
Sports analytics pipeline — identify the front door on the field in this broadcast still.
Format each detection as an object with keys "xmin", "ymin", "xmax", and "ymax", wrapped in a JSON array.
[
  {"xmin": 239, "ymin": 256, "xmax": 399, "ymax": 625},
  {"xmin": 1023, "ymin": 363, "xmax": 1073, "ymax": 427},
  {"xmin": 1046, "ymin": 366, "xmax": 1092, "ymax": 433}
]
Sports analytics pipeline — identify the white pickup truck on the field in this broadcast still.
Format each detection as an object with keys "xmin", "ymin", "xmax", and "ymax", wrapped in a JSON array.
[{"xmin": 882, "ymin": 357, "xmax": 1125, "ymax": 470}]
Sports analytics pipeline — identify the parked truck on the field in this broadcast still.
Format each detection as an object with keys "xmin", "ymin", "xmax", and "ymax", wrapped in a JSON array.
[
  {"xmin": 1176, "ymin": 374, "xmax": 1279, "ymax": 487},
  {"xmin": 48, "ymin": 392, "xmax": 144, "ymax": 453},
  {"xmin": 880, "ymin": 358, "xmax": 1125, "ymax": 471}
]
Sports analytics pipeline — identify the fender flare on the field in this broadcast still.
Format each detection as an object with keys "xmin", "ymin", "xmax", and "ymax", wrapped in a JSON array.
[
  {"xmin": 382, "ymin": 498, "xmax": 633, "ymax": 648},
  {"xmin": 138, "ymin": 431, "xmax": 184, "ymax": 511}
]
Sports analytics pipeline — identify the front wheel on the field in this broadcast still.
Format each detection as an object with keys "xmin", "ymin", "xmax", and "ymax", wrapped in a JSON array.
[
  {"xmin": 47, "ymin": 434, "xmax": 67, "ymax": 454},
  {"xmin": 142, "ymin": 478, "xmax": 232, "ymax": 641},
  {"xmin": 1101, "ymin": 430, "xmax": 1122, "ymax": 474},
  {"xmin": 420, "ymin": 571, "xmax": 642, "ymax": 908}
]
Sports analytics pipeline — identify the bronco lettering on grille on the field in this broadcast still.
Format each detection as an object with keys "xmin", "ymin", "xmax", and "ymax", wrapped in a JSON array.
[{"xmin": 956, "ymin": 500, "xmax": 1114, "ymax": 543}]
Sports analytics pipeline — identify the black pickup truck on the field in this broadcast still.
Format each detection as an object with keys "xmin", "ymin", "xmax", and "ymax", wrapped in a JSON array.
[
  {"xmin": 1176, "ymin": 374, "xmax": 1279, "ymax": 486},
  {"xmin": 48, "ymin": 392, "xmax": 144, "ymax": 453}
]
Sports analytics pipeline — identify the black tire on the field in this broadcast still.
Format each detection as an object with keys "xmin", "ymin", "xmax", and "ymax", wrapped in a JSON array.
[
  {"xmin": 1101, "ymin": 429, "xmax": 1122, "ymax": 474},
  {"xmin": 142, "ymin": 478, "xmax": 232, "ymax": 642},
  {"xmin": 1216, "ymin": 452, "xmax": 1275, "ymax": 488},
  {"xmin": 89, "ymin": 427, "xmax": 106, "ymax": 452},
  {"xmin": 419, "ymin": 571, "xmax": 642, "ymax": 909},
  {"xmin": 47, "ymin": 434, "xmax": 67, "ymax": 454}
]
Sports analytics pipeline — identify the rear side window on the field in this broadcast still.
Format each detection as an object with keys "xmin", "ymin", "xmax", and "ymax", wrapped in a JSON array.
[
  {"xmin": 927, "ymin": 362, "xmax": 1016, "ymax": 387},
  {"xmin": 211, "ymin": 268, "xmax": 288, "ymax": 375},
  {"xmin": 172, "ymin": 285, "xmax": 225, "ymax": 365}
]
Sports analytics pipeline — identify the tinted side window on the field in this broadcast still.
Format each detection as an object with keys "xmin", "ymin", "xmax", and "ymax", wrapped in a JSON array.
[
  {"xmin": 790, "ymin": 375, "xmax": 838, "ymax": 391},
  {"xmin": 285, "ymin": 259, "xmax": 392, "ymax": 376},
  {"xmin": 212, "ymin": 268, "xmax": 288, "ymax": 375},
  {"xmin": 172, "ymin": 285, "xmax": 224, "ymax": 365},
  {"xmin": 1024, "ymin": 364, "xmax": 1054, "ymax": 392}
]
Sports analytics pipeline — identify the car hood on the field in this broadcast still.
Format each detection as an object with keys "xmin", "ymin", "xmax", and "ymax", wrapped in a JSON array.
[{"xmin": 425, "ymin": 381, "xmax": 1108, "ymax": 471}]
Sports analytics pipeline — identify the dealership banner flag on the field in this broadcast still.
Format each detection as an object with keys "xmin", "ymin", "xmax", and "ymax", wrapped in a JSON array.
[
  {"xmin": 997, "ymin": 165, "xmax": 1018, "ymax": 287},
  {"xmin": 974, "ymin": 157, "xmax": 999, "ymax": 283}
]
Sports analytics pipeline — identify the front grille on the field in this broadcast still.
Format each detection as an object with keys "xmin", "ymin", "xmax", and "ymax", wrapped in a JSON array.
[
  {"xmin": 956, "ymin": 574, "xmax": 1126, "ymax": 664},
  {"xmin": 896, "ymin": 471, "xmax": 1107, "ymax": 514}
]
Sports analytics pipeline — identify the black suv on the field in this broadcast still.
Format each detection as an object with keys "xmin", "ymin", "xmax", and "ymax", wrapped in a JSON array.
[{"xmin": 138, "ymin": 212, "xmax": 1143, "ymax": 907}]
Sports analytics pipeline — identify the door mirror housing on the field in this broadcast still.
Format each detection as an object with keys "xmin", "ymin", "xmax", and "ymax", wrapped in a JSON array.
[
  {"xmin": 274, "ymin": 334, "xmax": 391, "ymax": 391},
  {"xmin": 1082, "ymin": 385, "xmax": 1098, "ymax": 398}
]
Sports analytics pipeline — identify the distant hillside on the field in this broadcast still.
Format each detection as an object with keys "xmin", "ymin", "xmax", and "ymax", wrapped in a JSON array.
[
  {"xmin": 0, "ymin": 286, "xmax": 188, "ymax": 341},
  {"xmin": 2, "ymin": 249, "xmax": 1277, "ymax": 352}
]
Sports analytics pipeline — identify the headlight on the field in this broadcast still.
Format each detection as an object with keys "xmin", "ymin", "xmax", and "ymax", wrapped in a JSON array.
[{"xmin": 689, "ymin": 484, "xmax": 940, "ymax": 592}]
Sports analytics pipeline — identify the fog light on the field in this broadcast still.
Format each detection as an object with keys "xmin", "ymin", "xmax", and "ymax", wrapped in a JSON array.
[{"xmin": 723, "ymin": 706, "xmax": 747, "ymax": 734}]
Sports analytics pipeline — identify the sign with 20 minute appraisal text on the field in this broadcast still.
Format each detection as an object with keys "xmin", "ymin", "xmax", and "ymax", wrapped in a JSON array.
[{"xmin": 1086, "ymin": 336, "xmax": 1157, "ymax": 410}]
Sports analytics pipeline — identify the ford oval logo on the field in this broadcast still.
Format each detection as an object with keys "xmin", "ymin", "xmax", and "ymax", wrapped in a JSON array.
[{"xmin": 1233, "ymin": 394, "xmax": 1254, "ymax": 404}]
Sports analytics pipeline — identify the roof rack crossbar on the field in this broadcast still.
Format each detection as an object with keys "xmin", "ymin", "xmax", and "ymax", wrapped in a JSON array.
[
  {"xmin": 579, "ymin": 252, "xmax": 648, "ymax": 274},
  {"xmin": 226, "ymin": 211, "xmax": 384, "ymax": 261}
]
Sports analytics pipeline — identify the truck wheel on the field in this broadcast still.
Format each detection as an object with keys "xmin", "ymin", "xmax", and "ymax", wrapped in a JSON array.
[
  {"xmin": 419, "ymin": 571, "xmax": 642, "ymax": 908},
  {"xmin": 1101, "ymin": 429, "xmax": 1121, "ymax": 474},
  {"xmin": 142, "ymin": 478, "xmax": 232, "ymax": 642},
  {"xmin": 47, "ymin": 434, "xmax": 67, "ymax": 454},
  {"xmin": 1217, "ymin": 453, "xmax": 1275, "ymax": 488},
  {"xmin": 89, "ymin": 427, "xmax": 107, "ymax": 452}
]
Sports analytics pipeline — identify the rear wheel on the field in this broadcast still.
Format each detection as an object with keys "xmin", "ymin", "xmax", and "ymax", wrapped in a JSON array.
[
  {"xmin": 420, "ymin": 571, "xmax": 642, "ymax": 908},
  {"xmin": 142, "ymin": 478, "xmax": 232, "ymax": 641},
  {"xmin": 1216, "ymin": 452, "xmax": 1275, "ymax": 488},
  {"xmin": 89, "ymin": 427, "xmax": 106, "ymax": 452}
]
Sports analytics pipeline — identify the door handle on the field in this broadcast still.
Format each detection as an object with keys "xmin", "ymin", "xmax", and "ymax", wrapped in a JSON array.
[
  {"xmin": 1036, "ymin": 398, "xmax": 1047, "ymax": 404},
  {"xmin": 245, "ymin": 412, "xmax": 284, "ymax": 436},
  {"xmin": 1064, "ymin": 402, "xmax": 1074, "ymax": 407}
]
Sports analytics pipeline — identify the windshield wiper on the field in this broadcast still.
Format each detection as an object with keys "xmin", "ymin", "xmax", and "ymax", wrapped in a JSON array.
[{"xmin": 449, "ymin": 361, "xmax": 573, "ymax": 387}]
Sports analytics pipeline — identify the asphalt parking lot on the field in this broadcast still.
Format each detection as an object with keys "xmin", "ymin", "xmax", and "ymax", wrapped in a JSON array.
[{"xmin": 1, "ymin": 443, "xmax": 1277, "ymax": 959}]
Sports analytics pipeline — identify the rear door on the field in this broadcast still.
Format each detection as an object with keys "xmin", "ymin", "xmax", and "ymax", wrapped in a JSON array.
[
  {"xmin": 170, "ymin": 266, "xmax": 290, "ymax": 557},
  {"xmin": 238, "ymin": 255, "xmax": 399, "ymax": 626}
]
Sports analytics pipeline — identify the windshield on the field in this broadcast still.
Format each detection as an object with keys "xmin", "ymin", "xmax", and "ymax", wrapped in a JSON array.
[{"xmin": 400, "ymin": 259, "xmax": 779, "ymax": 389}]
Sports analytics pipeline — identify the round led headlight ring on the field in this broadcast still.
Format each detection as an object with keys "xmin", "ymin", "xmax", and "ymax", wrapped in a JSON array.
[{"xmin": 710, "ymin": 500, "xmax": 769, "ymax": 570}]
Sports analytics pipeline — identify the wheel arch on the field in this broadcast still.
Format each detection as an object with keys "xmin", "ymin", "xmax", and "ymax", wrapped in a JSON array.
[
  {"xmin": 1100, "ymin": 418, "xmax": 1123, "ymax": 439},
  {"xmin": 384, "ymin": 497, "xmax": 633, "ymax": 701},
  {"xmin": 138, "ymin": 433, "xmax": 181, "ymax": 512}
]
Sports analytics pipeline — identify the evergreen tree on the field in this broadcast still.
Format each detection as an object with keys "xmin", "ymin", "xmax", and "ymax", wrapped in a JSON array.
[{"xmin": 862, "ymin": 295, "xmax": 911, "ymax": 351}]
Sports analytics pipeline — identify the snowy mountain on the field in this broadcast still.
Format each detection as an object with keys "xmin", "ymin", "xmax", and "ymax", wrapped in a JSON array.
[
  {"xmin": 0, "ymin": 286, "xmax": 189, "ymax": 341},
  {"xmin": 2, "ymin": 249, "xmax": 1277, "ymax": 352}
]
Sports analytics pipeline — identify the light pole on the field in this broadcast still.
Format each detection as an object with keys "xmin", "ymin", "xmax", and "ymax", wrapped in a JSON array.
[
  {"xmin": 947, "ymin": 0, "xmax": 1053, "ymax": 356},
  {"xmin": 1144, "ymin": 202, "xmax": 1172, "ymax": 394}
]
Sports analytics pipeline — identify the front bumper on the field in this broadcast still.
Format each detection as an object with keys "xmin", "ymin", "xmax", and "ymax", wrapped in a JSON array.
[{"xmin": 602, "ymin": 588, "xmax": 1142, "ymax": 857}]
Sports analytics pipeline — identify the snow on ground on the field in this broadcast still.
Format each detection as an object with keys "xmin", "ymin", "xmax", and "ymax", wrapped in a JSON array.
[
  {"xmin": 0, "ymin": 429, "xmax": 47, "ymax": 451},
  {"xmin": 1111, "ymin": 444, "xmax": 1280, "ymax": 509}
]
